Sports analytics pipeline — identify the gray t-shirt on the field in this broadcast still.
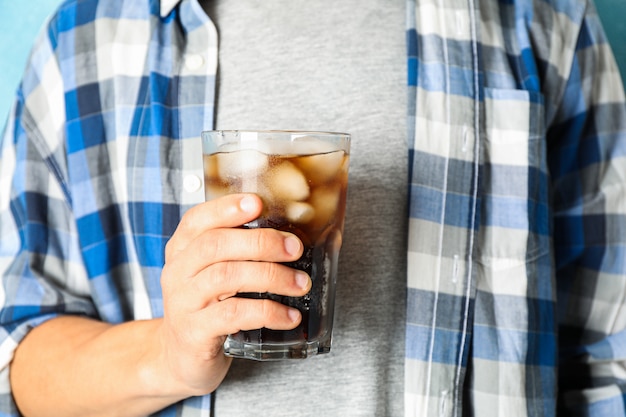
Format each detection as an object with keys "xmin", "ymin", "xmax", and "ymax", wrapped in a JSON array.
[{"xmin": 203, "ymin": 1, "xmax": 408, "ymax": 415}]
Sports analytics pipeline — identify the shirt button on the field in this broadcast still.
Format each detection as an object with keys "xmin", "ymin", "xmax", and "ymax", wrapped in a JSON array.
[
  {"xmin": 185, "ymin": 54, "xmax": 204, "ymax": 70},
  {"xmin": 183, "ymin": 175, "xmax": 202, "ymax": 193}
]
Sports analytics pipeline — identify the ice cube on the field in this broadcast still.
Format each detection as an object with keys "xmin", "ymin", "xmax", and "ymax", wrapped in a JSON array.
[
  {"xmin": 217, "ymin": 142, "xmax": 241, "ymax": 153},
  {"xmin": 285, "ymin": 201, "xmax": 315, "ymax": 223},
  {"xmin": 296, "ymin": 151, "xmax": 346, "ymax": 185},
  {"xmin": 254, "ymin": 139, "xmax": 294, "ymax": 155},
  {"xmin": 290, "ymin": 136, "xmax": 338, "ymax": 155},
  {"xmin": 309, "ymin": 185, "xmax": 341, "ymax": 226},
  {"xmin": 249, "ymin": 183, "xmax": 274, "ymax": 208},
  {"xmin": 216, "ymin": 149, "xmax": 269, "ymax": 180},
  {"xmin": 269, "ymin": 161, "xmax": 310, "ymax": 201}
]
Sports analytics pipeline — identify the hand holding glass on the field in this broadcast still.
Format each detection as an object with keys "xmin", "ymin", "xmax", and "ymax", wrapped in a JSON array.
[{"xmin": 201, "ymin": 130, "xmax": 351, "ymax": 360}]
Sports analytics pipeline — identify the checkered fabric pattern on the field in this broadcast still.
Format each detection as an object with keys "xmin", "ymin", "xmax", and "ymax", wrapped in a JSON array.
[
  {"xmin": 0, "ymin": 0, "xmax": 625, "ymax": 416},
  {"xmin": 405, "ymin": 0, "xmax": 626, "ymax": 416},
  {"xmin": 0, "ymin": 0, "xmax": 216, "ymax": 415}
]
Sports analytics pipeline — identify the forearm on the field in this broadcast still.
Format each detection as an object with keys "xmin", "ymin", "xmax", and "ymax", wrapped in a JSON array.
[
  {"xmin": 8, "ymin": 195, "xmax": 308, "ymax": 416},
  {"xmin": 10, "ymin": 316, "xmax": 187, "ymax": 417}
]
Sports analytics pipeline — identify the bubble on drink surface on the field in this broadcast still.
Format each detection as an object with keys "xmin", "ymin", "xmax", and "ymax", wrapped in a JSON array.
[
  {"xmin": 216, "ymin": 149, "xmax": 269, "ymax": 180},
  {"xmin": 285, "ymin": 201, "xmax": 315, "ymax": 224},
  {"xmin": 320, "ymin": 254, "xmax": 331, "ymax": 314},
  {"xmin": 268, "ymin": 161, "xmax": 310, "ymax": 201}
]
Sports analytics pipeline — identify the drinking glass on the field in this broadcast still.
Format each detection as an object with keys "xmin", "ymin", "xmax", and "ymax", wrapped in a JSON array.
[{"xmin": 202, "ymin": 130, "xmax": 351, "ymax": 360}]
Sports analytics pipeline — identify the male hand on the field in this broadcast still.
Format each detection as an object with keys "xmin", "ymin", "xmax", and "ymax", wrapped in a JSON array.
[{"xmin": 157, "ymin": 193, "xmax": 311, "ymax": 396}]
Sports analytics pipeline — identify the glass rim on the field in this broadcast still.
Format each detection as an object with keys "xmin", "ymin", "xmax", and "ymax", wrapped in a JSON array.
[{"xmin": 201, "ymin": 129, "xmax": 351, "ymax": 138}]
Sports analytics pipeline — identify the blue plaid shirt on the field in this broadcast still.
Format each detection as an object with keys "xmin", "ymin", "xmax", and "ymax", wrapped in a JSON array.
[{"xmin": 1, "ymin": 0, "xmax": 625, "ymax": 415}]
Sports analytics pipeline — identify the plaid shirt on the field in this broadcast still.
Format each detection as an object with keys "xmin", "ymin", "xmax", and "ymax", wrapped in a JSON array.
[{"xmin": 1, "ymin": 0, "xmax": 625, "ymax": 416}]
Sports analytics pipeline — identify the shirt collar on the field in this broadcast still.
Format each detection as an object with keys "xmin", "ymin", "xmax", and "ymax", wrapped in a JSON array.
[{"xmin": 160, "ymin": 0, "xmax": 182, "ymax": 17}]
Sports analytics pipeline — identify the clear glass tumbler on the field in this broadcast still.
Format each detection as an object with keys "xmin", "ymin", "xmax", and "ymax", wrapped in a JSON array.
[{"xmin": 201, "ymin": 130, "xmax": 351, "ymax": 360}]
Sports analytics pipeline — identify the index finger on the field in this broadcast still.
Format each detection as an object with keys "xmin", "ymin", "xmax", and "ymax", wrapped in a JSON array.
[{"xmin": 165, "ymin": 193, "xmax": 262, "ymax": 260}]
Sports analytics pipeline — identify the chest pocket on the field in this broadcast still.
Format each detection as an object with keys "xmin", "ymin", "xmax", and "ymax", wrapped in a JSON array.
[{"xmin": 477, "ymin": 88, "xmax": 550, "ymax": 268}]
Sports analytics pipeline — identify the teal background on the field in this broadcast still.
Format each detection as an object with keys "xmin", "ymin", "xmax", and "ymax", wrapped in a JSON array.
[
  {"xmin": 0, "ymin": 0, "xmax": 63, "ymax": 124},
  {"xmin": 596, "ymin": 0, "xmax": 626, "ymax": 83},
  {"xmin": 0, "ymin": 0, "xmax": 625, "ymax": 124}
]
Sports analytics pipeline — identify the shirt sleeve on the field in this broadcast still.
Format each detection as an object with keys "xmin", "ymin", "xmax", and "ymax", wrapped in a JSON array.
[
  {"xmin": 548, "ymin": 0, "xmax": 626, "ymax": 414},
  {"xmin": 0, "ymin": 15, "xmax": 97, "ymax": 414}
]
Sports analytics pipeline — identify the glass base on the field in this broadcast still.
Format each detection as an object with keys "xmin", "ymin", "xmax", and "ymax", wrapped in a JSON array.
[{"xmin": 223, "ymin": 336, "xmax": 332, "ymax": 361}]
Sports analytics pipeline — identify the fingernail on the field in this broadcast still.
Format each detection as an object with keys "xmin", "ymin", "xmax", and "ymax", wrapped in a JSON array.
[
  {"xmin": 288, "ymin": 308, "xmax": 301, "ymax": 323},
  {"xmin": 239, "ymin": 195, "xmax": 256, "ymax": 213},
  {"xmin": 295, "ymin": 271, "xmax": 310, "ymax": 290},
  {"xmin": 283, "ymin": 235, "xmax": 302, "ymax": 257}
]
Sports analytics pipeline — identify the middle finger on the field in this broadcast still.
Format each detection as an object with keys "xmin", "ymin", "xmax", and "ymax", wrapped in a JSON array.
[{"xmin": 163, "ymin": 227, "xmax": 304, "ymax": 284}]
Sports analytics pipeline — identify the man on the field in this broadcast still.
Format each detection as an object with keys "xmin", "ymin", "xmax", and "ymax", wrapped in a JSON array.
[{"xmin": 1, "ymin": 0, "xmax": 625, "ymax": 416}]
